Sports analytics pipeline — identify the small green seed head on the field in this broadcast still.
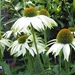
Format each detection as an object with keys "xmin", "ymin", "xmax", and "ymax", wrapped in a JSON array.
[
  {"xmin": 39, "ymin": 9, "xmax": 50, "ymax": 17},
  {"xmin": 24, "ymin": 7, "xmax": 37, "ymax": 17},
  {"xmin": 18, "ymin": 35, "xmax": 28, "ymax": 44},
  {"xmin": 56, "ymin": 29, "xmax": 74, "ymax": 44},
  {"xmin": 68, "ymin": 27, "xmax": 75, "ymax": 32}
]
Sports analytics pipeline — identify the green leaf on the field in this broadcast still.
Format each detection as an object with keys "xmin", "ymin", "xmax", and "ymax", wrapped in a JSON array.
[
  {"xmin": 24, "ymin": 70, "xmax": 33, "ymax": 75},
  {"xmin": 18, "ymin": 71, "xmax": 24, "ymax": 75},
  {"xmin": 56, "ymin": 19, "xmax": 64, "ymax": 28},
  {"xmin": 59, "ymin": 70, "xmax": 70, "ymax": 75},
  {"xmin": 34, "ymin": 56, "xmax": 41, "ymax": 73},
  {"xmin": 69, "ymin": 64, "xmax": 75, "ymax": 74},
  {"xmin": 4, "ymin": 18, "xmax": 18, "ymax": 26},
  {"xmin": 53, "ymin": 65, "xmax": 59, "ymax": 75},
  {"xmin": 73, "ymin": 0, "xmax": 75, "ymax": 10},
  {"xmin": 0, "ymin": 61, "xmax": 12, "ymax": 75}
]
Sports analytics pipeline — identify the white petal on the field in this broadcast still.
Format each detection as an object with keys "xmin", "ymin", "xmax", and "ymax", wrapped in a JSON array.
[
  {"xmin": 3, "ymin": 30, "xmax": 12, "ymax": 38},
  {"xmin": 31, "ymin": 47, "xmax": 37, "ymax": 54},
  {"xmin": 37, "ymin": 44, "xmax": 45, "ymax": 54},
  {"xmin": 11, "ymin": 17, "xmax": 29, "ymax": 32},
  {"xmin": 11, "ymin": 44, "xmax": 21, "ymax": 55},
  {"xmin": 46, "ymin": 43, "xmax": 63, "ymax": 56},
  {"xmin": 0, "ymin": 38, "xmax": 11, "ymax": 47},
  {"xmin": 30, "ymin": 17, "xmax": 44, "ymax": 30},
  {"xmin": 24, "ymin": 43, "xmax": 30, "ymax": 50},
  {"xmin": 28, "ymin": 48, "xmax": 34, "ymax": 57},
  {"xmin": 11, "ymin": 45, "xmax": 18, "ymax": 55},
  {"xmin": 63, "ymin": 44, "xmax": 70, "ymax": 61},
  {"xmin": 22, "ymin": 45, "xmax": 26, "ymax": 56},
  {"xmin": 38, "ymin": 15, "xmax": 57, "ymax": 29}
]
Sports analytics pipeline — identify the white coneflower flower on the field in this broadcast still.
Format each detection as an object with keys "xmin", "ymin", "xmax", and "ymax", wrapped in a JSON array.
[
  {"xmin": 9, "ymin": 34, "xmax": 45, "ymax": 57},
  {"xmin": 11, "ymin": 7, "xmax": 57, "ymax": 32},
  {"xmin": 46, "ymin": 28, "xmax": 75, "ymax": 61}
]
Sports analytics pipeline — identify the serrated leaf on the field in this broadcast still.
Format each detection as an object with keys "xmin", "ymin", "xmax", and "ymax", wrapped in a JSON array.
[{"xmin": 0, "ymin": 61, "xmax": 12, "ymax": 75}]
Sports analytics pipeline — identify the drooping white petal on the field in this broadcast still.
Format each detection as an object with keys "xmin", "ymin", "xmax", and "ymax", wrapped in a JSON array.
[
  {"xmin": 38, "ymin": 15, "xmax": 57, "ymax": 29},
  {"xmin": 37, "ymin": 43, "xmax": 45, "ymax": 54},
  {"xmin": 0, "ymin": 42, "xmax": 5, "ymax": 48},
  {"xmin": 29, "ymin": 17, "xmax": 44, "ymax": 30},
  {"xmin": 24, "ymin": 43, "xmax": 30, "ymax": 50},
  {"xmin": 0, "ymin": 38, "xmax": 11, "ymax": 47},
  {"xmin": 54, "ymin": 44, "xmax": 64, "ymax": 56},
  {"xmin": 46, "ymin": 43, "xmax": 63, "ymax": 56},
  {"xmin": 11, "ymin": 17, "xmax": 29, "ymax": 33},
  {"xmin": 10, "ymin": 45, "xmax": 18, "ymax": 55},
  {"xmin": 31, "ymin": 47, "xmax": 37, "ymax": 54},
  {"xmin": 63, "ymin": 44, "xmax": 70, "ymax": 61},
  {"xmin": 14, "ymin": 44, "xmax": 22, "ymax": 56},
  {"xmin": 16, "ymin": 45, "xmax": 26, "ymax": 56},
  {"xmin": 22, "ymin": 45, "xmax": 26, "ymax": 56},
  {"xmin": 28, "ymin": 48, "xmax": 34, "ymax": 57},
  {"xmin": 3, "ymin": 30, "xmax": 12, "ymax": 38},
  {"xmin": 11, "ymin": 44, "xmax": 21, "ymax": 55}
]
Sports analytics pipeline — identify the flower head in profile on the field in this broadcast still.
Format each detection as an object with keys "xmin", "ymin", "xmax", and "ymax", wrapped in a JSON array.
[
  {"xmin": 46, "ymin": 28, "xmax": 75, "ymax": 61},
  {"xmin": 11, "ymin": 7, "xmax": 57, "ymax": 33},
  {"xmin": 39, "ymin": 9, "xmax": 50, "ymax": 17},
  {"xmin": 9, "ymin": 34, "xmax": 45, "ymax": 57},
  {"xmin": 0, "ymin": 34, "xmax": 11, "ymax": 55},
  {"xmin": 68, "ymin": 27, "xmax": 75, "ymax": 37}
]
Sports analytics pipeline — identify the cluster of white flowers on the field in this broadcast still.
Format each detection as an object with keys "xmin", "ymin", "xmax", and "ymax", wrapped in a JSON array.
[
  {"xmin": 2, "ymin": 7, "xmax": 58, "ymax": 57},
  {"xmin": 2, "ymin": 6, "xmax": 75, "ymax": 62}
]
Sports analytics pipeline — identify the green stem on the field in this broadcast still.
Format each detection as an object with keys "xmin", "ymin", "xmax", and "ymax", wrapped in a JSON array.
[
  {"xmin": 0, "ymin": 50, "xmax": 3, "ymax": 62},
  {"xmin": 10, "ymin": 1, "xmax": 21, "ymax": 17},
  {"xmin": 31, "ymin": 25, "xmax": 45, "ymax": 75},
  {"xmin": 65, "ymin": 60, "xmax": 69, "ymax": 73},
  {"xmin": 59, "ymin": 53, "xmax": 62, "ymax": 71},
  {"xmin": 22, "ymin": 0, "xmax": 26, "ymax": 9},
  {"xmin": 27, "ymin": 50, "xmax": 34, "ymax": 73},
  {"xmin": 44, "ymin": 27, "xmax": 50, "ymax": 68}
]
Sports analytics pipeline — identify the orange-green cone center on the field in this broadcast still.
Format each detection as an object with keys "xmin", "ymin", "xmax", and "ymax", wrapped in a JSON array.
[
  {"xmin": 39, "ymin": 9, "xmax": 50, "ymax": 17},
  {"xmin": 56, "ymin": 29, "xmax": 73, "ymax": 44},
  {"xmin": 68, "ymin": 27, "xmax": 75, "ymax": 32},
  {"xmin": 24, "ymin": 7, "xmax": 37, "ymax": 17},
  {"xmin": 18, "ymin": 35, "xmax": 28, "ymax": 44}
]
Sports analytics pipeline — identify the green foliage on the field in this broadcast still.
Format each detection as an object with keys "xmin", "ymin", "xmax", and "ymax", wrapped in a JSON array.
[
  {"xmin": 0, "ymin": 61, "xmax": 12, "ymax": 75},
  {"xmin": 1, "ymin": 0, "xmax": 75, "ymax": 75}
]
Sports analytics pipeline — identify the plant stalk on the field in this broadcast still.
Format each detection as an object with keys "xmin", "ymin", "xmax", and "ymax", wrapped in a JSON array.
[
  {"xmin": 31, "ymin": 25, "xmax": 45, "ymax": 75},
  {"xmin": 27, "ymin": 50, "xmax": 34, "ymax": 73}
]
